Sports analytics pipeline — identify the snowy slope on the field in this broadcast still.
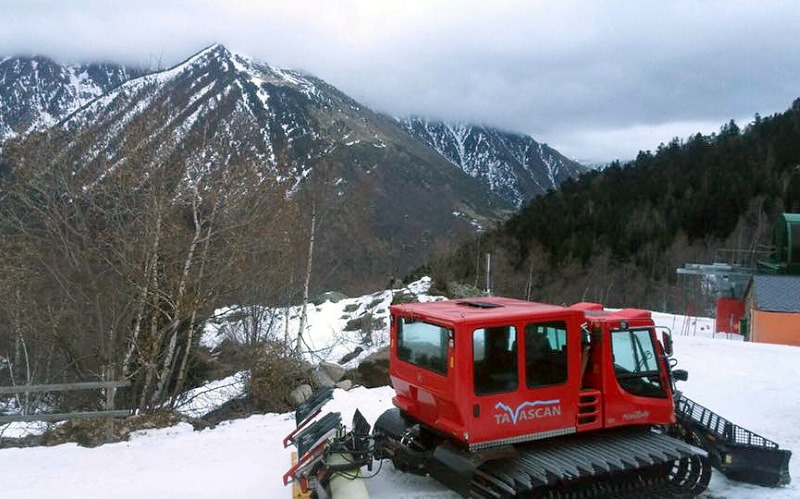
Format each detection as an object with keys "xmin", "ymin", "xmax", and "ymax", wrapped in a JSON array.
[
  {"xmin": 1, "ymin": 295, "xmax": 797, "ymax": 498},
  {"xmin": 202, "ymin": 277, "xmax": 442, "ymax": 370},
  {"xmin": 59, "ymin": 44, "xmax": 326, "ymax": 180},
  {"xmin": 401, "ymin": 117, "xmax": 586, "ymax": 207},
  {"xmin": 0, "ymin": 56, "xmax": 143, "ymax": 141}
]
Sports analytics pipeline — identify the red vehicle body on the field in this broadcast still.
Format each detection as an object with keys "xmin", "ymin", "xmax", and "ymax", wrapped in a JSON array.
[
  {"xmin": 388, "ymin": 297, "xmax": 677, "ymax": 450},
  {"xmin": 284, "ymin": 296, "xmax": 789, "ymax": 498}
]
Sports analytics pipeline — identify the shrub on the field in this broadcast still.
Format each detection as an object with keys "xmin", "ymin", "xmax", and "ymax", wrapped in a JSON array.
[
  {"xmin": 446, "ymin": 281, "xmax": 484, "ymax": 298},
  {"xmin": 248, "ymin": 340, "xmax": 311, "ymax": 413}
]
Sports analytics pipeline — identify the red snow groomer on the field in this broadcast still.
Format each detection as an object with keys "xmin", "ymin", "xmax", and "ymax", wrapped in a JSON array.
[{"xmin": 284, "ymin": 297, "xmax": 791, "ymax": 498}]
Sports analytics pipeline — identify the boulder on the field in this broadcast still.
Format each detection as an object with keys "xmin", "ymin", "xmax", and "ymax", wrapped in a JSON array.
[
  {"xmin": 338, "ymin": 346, "xmax": 364, "ymax": 365},
  {"xmin": 335, "ymin": 379, "xmax": 353, "ymax": 391},
  {"xmin": 320, "ymin": 361, "xmax": 346, "ymax": 382},
  {"xmin": 357, "ymin": 347, "xmax": 390, "ymax": 388},
  {"xmin": 309, "ymin": 366, "xmax": 335, "ymax": 389},
  {"xmin": 313, "ymin": 291, "xmax": 348, "ymax": 305},
  {"xmin": 289, "ymin": 383, "xmax": 313, "ymax": 407},
  {"xmin": 343, "ymin": 317, "xmax": 362, "ymax": 332}
]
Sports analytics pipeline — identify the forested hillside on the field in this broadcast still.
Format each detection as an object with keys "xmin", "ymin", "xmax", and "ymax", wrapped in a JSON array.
[{"xmin": 427, "ymin": 100, "xmax": 800, "ymax": 311}]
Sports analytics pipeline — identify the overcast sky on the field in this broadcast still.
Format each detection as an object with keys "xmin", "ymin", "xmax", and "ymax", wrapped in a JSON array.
[{"xmin": 2, "ymin": 0, "xmax": 799, "ymax": 164}]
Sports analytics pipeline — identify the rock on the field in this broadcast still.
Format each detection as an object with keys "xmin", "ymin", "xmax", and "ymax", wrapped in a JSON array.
[
  {"xmin": 309, "ymin": 366, "xmax": 335, "ymax": 389},
  {"xmin": 335, "ymin": 379, "xmax": 353, "ymax": 391},
  {"xmin": 313, "ymin": 291, "xmax": 348, "ymax": 305},
  {"xmin": 343, "ymin": 317, "xmax": 362, "ymax": 331},
  {"xmin": 289, "ymin": 384, "xmax": 313, "ymax": 407},
  {"xmin": 344, "ymin": 368, "xmax": 362, "ymax": 386},
  {"xmin": 357, "ymin": 347, "xmax": 390, "ymax": 388},
  {"xmin": 201, "ymin": 397, "xmax": 254, "ymax": 425},
  {"xmin": 338, "ymin": 346, "xmax": 363, "ymax": 365},
  {"xmin": 392, "ymin": 290, "xmax": 417, "ymax": 304},
  {"xmin": 320, "ymin": 361, "xmax": 346, "ymax": 382},
  {"xmin": 371, "ymin": 317, "xmax": 387, "ymax": 331}
]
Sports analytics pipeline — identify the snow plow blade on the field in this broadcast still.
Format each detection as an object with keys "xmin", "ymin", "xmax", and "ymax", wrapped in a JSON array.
[
  {"xmin": 284, "ymin": 387, "xmax": 335, "ymax": 448},
  {"xmin": 675, "ymin": 394, "xmax": 792, "ymax": 487},
  {"xmin": 283, "ymin": 388, "xmax": 374, "ymax": 498}
]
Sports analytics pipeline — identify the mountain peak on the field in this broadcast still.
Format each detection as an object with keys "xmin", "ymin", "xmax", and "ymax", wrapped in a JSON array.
[
  {"xmin": 192, "ymin": 43, "xmax": 232, "ymax": 61},
  {"xmin": 160, "ymin": 43, "xmax": 234, "ymax": 75}
]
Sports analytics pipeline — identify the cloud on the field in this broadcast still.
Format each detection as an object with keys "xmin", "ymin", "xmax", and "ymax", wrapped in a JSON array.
[
  {"xmin": 1, "ymin": 1, "xmax": 799, "ymax": 162},
  {"xmin": 547, "ymin": 118, "xmax": 751, "ymax": 165}
]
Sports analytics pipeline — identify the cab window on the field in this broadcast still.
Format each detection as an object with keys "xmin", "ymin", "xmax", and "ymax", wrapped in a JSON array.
[
  {"xmin": 397, "ymin": 318, "xmax": 448, "ymax": 375},
  {"xmin": 473, "ymin": 326, "xmax": 518, "ymax": 395},
  {"xmin": 525, "ymin": 321, "xmax": 568, "ymax": 388}
]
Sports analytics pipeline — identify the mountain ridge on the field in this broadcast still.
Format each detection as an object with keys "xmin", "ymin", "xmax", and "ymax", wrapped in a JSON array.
[
  {"xmin": 0, "ymin": 55, "xmax": 146, "ymax": 141},
  {"xmin": 0, "ymin": 44, "xmax": 585, "ymax": 292},
  {"xmin": 1, "ymin": 44, "xmax": 584, "ymax": 208},
  {"xmin": 401, "ymin": 117, "xmax": 586, "ymax": 207}
]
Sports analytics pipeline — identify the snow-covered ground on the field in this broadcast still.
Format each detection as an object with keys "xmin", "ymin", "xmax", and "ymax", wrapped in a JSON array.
[
  {"xmin": 202, "ymin": 276, "xmax": 442, "ymax": 370},
  {"xmin": 1, "ymin": 284, "xmax": 798, "ymax": 498}
]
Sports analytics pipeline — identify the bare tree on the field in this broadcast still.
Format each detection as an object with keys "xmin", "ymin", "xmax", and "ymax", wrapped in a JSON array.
[
  {"xmin": 296, "ymin": 200, "xmax": 316, "ymax": 355},
  {"xmin": 0, "ymin": 106, "xmax": 308, "ymax": 414}
]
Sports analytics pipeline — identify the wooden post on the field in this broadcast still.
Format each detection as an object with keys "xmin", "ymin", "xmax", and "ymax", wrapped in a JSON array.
[
  {"xmin": 105, "ymin": 384, "xmax": 117, "ymax": 442},
  {"xmin": 291, "ymin": 452, "xmax": 312, "ymax": 499}
]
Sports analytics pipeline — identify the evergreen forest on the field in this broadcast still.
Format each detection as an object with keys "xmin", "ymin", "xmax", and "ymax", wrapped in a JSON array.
[{"xmin": 425, "ymin": 99, "xmax": 800, "ymax": 312}]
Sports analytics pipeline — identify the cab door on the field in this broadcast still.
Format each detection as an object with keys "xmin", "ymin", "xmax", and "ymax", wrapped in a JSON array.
[
  {"xmin": 603, "ymin": 327, "xmax": 675, "ymax": 427},
  {"xmin": 468, "ymin": 318, "xmax": 579, "ymax": 449}
]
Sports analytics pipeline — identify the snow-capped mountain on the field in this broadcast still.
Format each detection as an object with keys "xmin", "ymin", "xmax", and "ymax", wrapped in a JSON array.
[
  {"xmin": 0, "ymin": 45, "xmax": 517, "ymax": 292},
  {"xmin": 0, "ymin": 44, "xmax": 584, "ymax": 292},
  {"xmin": 59, "ymin": 44, "xmax": 336, "ymax": 180},
  {"xmin": 45, "ymin": 45, "xmax": 513, "ymax": 213},
  {"xmin": 401, "ymin": 118, "xmax": 586, "ymax": 207},
  {"xmin": 0, "ymin": 56, "xmax": 145, "ymax": 141}
]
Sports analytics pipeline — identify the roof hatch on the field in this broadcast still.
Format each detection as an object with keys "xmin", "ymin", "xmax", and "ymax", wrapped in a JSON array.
[{"xmin": 455, "ymin": 300, "xmax": 503, "ymax": 309}]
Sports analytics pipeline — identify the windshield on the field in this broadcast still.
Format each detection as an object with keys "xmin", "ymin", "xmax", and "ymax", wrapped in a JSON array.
[{"xmin": 611, "ymin": 328, "xmax": 666, "ymax": 398}]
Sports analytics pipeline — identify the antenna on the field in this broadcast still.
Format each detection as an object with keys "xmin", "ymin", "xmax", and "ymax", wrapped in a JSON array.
[{"xmin": 485, "ymin": 252, "xmax": 492, "ymax": 296}]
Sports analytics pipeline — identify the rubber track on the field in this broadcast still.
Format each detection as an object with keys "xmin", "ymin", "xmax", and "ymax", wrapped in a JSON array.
[{"xmin": 469, "ymin": 429, "xmax": 711, "ymax": 498}]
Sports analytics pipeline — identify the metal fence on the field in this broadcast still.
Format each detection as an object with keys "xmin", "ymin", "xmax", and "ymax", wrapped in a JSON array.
[{"xmin": 0, "ymin": 380, "xmax": 131, "ymax": 440}]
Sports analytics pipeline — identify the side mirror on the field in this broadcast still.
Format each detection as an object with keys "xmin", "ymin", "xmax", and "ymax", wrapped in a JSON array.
[
  {"xmin": 661, "ymin": 331, "xmax": 673, "ymax": 356},
  {"xmin": 672, "ymin": 369, "xmax": 688, "ymax": 382}
]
